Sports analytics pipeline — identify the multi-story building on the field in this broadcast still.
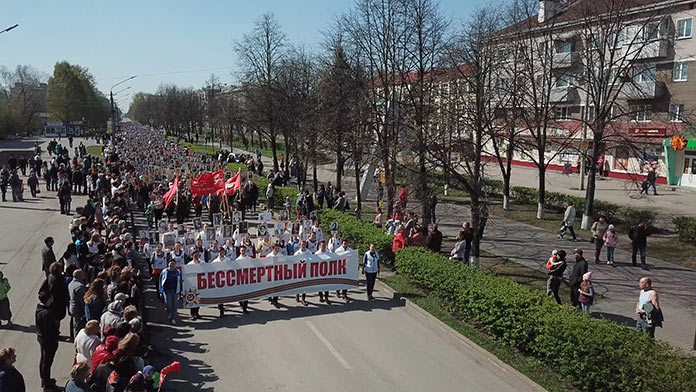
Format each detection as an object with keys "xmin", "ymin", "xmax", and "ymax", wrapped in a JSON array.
[{"xmin": 485, "ymin": 0, "xmax": 696, "ymax": 187}]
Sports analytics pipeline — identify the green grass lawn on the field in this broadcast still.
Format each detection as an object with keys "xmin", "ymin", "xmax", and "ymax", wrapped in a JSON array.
[
  {"xmin": 382, "ymin": 273, "xmax": 578, "ymax": 392},
  {"xmin": 86, "ymin": 145, "xmax": 103, "ymax": 157}
]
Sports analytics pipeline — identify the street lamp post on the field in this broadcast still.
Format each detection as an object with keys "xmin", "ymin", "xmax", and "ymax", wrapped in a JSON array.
[
  {"xmin": 110, "ymin": 75, "xmax": 136, "ymax": 134},
  {"xmin": 0, "ymin": 24, "xmax": 18, "ymax": 35}
]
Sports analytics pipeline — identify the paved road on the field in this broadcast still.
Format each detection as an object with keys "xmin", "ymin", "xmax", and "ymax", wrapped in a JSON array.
[
  {"xmin": 0, "ymin": 137, "xmax": 96, "ymax": 391},
  {"xmin": 146, "ymin": 285, "xmax": 539, "ymax": 392}
]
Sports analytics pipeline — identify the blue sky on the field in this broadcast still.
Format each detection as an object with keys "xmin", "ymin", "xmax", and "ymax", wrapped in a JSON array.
[{"xmin": 1, "ymin": 0, "xmax": 478, "ymax": 109}]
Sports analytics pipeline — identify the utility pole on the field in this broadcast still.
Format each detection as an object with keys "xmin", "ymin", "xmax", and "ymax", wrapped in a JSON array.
[{"xmin": 110, "ymin": 75, "xmax": 136, "ymax": 134}]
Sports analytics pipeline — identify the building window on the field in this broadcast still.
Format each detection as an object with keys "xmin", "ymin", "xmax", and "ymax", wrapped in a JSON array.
[
  {"xmin": 556, "ymin": 106, "xmax": 570, "ymax": 120},
  {"xmin": 556, "ymin": 75, "xmax": 572, "ymax": 88},
  {"xmin": 558, "ymin": 41, "xmax": 572, "ymax": 53},
  {"xmin": 670, "ymin": 104, "xmax": 684, "ymax": 122},
  {"xmin": 614, "ymin": 147, "xmax": 629, "ymax": 170},
  {"xmin": 586, "ymin": 105, "xmax": 595, "ymax": 122},
  {"xmin": 677, "ymin": 18, "xmax": 692, "ymax": 39},
  {"xmin": 589, "ymin": 33, "xmax": 601, "ymax": 50},
  {"xmin": 634, "ymin": 65, "xmax": 656, "ymax": 83},
  {"xmin": 673, "ymin": 61, "xmax": 689, "ymax": 81},
  {"xmin": 642, "ymin": 23, "xmax": 660, "ymax": 41},
  {"xmin": 634, "ymin": 105, "xmax": 651, "ymax": 122},
  {"xmin": 610, "ymin": 32, "xmax": 623, "ymax": 48}
]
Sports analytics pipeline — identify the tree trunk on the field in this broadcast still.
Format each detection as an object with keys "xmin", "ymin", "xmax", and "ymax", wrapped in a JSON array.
[
  {"xmin": 418, "ymin": 143, "xmax": 430, "ymax": 225},
  {"xmin": 537, "ymin": 149, "xmax": 546, "ymax": 220},
  {"xmin": 582, "ymin": 133, "xmax": 601, "ymax": 230},
  {"xmin": 355, "ymin": 158, "xmax": 362, "ymax": 219},
  {"xmin": 470, "ymin": 194, "xmax": 487, "ymax": 267},
  {"xmin": 335, "ymin": 145, "xmax": 343, "ymax": 190},
  {"xmin": 270, "ymin": 136, "xmax": 279, "ymax": 172}
]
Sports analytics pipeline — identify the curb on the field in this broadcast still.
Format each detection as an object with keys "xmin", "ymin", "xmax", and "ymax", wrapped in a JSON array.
[{"xmin": 377, "ymin": 279, "xmax": 546, "ymax": 392}]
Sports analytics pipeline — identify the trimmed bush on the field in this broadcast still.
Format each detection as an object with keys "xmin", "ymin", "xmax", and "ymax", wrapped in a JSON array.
[
  {"xmin": 395, "ymin": 247, "xmax": 696, "ymax": 392},
  {"xmin": 673, "ymin": 216, "xmax": 696, "ymax": 244},
  {"xmin": 318, "ymin": 209, "xmax": 395, "ymax": 264},
  {"xmin": 256, "ymin": 176, "xmax": 297, "ymax": 208}
]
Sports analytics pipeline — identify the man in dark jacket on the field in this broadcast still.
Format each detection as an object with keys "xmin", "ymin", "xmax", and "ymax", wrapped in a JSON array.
[
  {"xmin": 36, "ymin": 291, "xmax": 60, "ymax": 391},
  {"xmin": 41, "ymin": 237, "xmax": 56, "ymax": 278},
  {"xmin": 425, "ymin": 224, "xmax": 443, "ymax": 253},
  {"xmin": 568, "ymin": 248, "xmax": 588, "ymax": 308},
  {"xmin": 0, "ymin": 347, "xmax": 25, "ymax": 392},
  {"xmin": 629, "ymin": 221, "xmax": 649, "ymax": 269}
]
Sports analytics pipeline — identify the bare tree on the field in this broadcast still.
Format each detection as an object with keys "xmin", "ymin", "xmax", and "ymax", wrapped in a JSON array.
[
  {"xmin": 235, "ymin": 13, "xmax": 288, "ymax": 172},
  {"xmin": 0, "ymin": 65, "xmax": 46, "ymax": 136}
]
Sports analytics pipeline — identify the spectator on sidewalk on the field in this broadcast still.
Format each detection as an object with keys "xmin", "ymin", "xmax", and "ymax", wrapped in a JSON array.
[
  {"xmin": 568, "ymin": 248, "xmax": 588, "ymax": 308},
  {"xmin": 42, "ymin": 237, "xmax": 57, "ymax": 278},
  {"xmin": 591, "ymin": 216, "xmax": 609, "ymax": 264},
  {"xmin": 603, "ymin": 225, "xmax": 619, "ymax": 266},
  {"xmin": 425, "ymin": 224, "xmax": 443, "ymax": 253},
  {"xmin": 75, "ymin": 320, "xmax": 102, "ymax": 364},
  {"xmin": 0, "ymin": 271, "xmax": 12, "ymax": 327},
  {"xmin": 392, "ymin": 227, "xmax": 407, "ymax": 253},
  {"xmin": 408, "ymin": 226, "xmax": 424, "ymax": 247},
  {"xmin": 546, "ymin": 250, "xmax": 566, "ymax": 305},
  {"xmin": 578, "ymin": 272, "xmax": 594, "ymax": 314},
  {"xmin": 558, "ymin": 202, "xmax": 577, "ymax": 241},
  {"xmin": 68, "ymin": 269, "xmax": 87, "ymax": 339},
  {"xmin": 0, "ymin": 347, "xmax": 25, "ymax": 392},
  {"xmin": 373, "ymin": 207, "xmax": 383, "ymax": 228},
  {"xmin": 450, "ymin": 231, "xmax": 470, "ymax": 265},
  {"xmin": 629, "ymin": 221, "xmax": 649, "ymax": 269},
  {"xmin": 647, "ymin": 167, "xmax": 658, "ymax": 195},
  {"xmin": 36, "ymin": 291, "xmax": 60, "ymax": 391},
  {"xmin": 65, "ymin": 361, "xmax": 91, "ymax": 392},
  {"xmin": 635, "ymin": 277, "xmax": 662, "ymax": 338}
]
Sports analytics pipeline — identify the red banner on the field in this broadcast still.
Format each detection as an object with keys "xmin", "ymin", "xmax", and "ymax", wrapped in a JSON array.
[
  {"xmin": 217, "ymin": 172, "xmax": 242, "ymax": 196},
  {"xmin": 190, "ymin": 170, "xmax": 225, "ymax": 197},
  {"xmin": 163, "ymin": 176, "xmax": 179, "ymax": 209}
]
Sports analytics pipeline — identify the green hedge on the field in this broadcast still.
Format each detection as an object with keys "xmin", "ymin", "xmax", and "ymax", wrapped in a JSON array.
[
  {"xmin": 256, "ymin": 176, "xmax": 297, "ymax": 208},
  {"xmin": 318, "ymin": 209, "xmax": 395, "ymax": 264},
  {"xmin": 673, "ymin": 216, "xmax": 696, "ymax": 244},
  {"xmin": 395, "ymin": 247, "xmax": 696, "ymax": 392},
  {"xmin": 484, "ymin": 179, "xmax": 656, "ymax": 226}
]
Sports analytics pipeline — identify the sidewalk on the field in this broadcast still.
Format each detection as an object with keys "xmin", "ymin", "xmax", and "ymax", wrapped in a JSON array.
[
  {"xmin": 234, "ymin": 145, "xmax": 696, "ymax": 351},
  {"xmin": 485, "ymin": 164, "xmax": 696, "ymax": 218}
]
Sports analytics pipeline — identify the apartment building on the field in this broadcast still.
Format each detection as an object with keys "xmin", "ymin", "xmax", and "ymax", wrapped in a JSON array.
[{"xmin": 488, "ymin": 0, "xmax": 696, "ymax": 187}]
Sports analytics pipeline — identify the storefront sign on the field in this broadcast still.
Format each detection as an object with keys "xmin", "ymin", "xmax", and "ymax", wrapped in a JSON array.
[{"xmin": 629, "ymin": 128, "xmax": 666, "ymax": 137}]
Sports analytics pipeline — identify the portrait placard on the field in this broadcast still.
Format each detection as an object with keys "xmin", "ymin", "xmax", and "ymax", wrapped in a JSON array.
[
  {"xmin": 162, "ymin": 233, "xmax": 176, "ymax": 249},
  {"xmin": 192, "ymin": 217, "xmax": 203, "ymax": 231},
  {"xmin": 303, "ymin": 220, "xmax": 312, "ymax": 233},
  {"xmin": 280, "ymin": 209, "xmax": 289, "ymax": 221},
  {"xmin": 139, "ymin": 230, "xmax": 149, "ymax": 242},
  {"xmin": 238, "ymin": 221, "xmax": 248, "ymax": 234},
  {"xmin": 206, "ymin": 228, "xmax": 216, "ymax": 241},
  {"xmin": 223, "ymin": 225, "xmax": 235, "ymax": 239},
  {"xmin": 184, "ymin": 232, "xmax": 196, "ymax": 247},
  {"xmin": 213, "ymin": 213, "xmax": 223, "ymax": 227},
  {"xmin": 257, "ymin": 223, "xmax": 268, "ymax": 237},
  {"xmin": 232, "ymin": 211, "xmax": 242, "ymax": 223},
  {"xmin": 331, "ymin": 222, "xmax": 339, "ymax": 235},
  {"xmin": 258, "ymin": 212, "xmax": 272, "ymax": 222},
  {"xmin": 157, "ymin": 220, "xmax": 168, "ymax": 233},
  {"xmin": 292, "ymin": 223, "xmax": 300, "ymax": 235}
]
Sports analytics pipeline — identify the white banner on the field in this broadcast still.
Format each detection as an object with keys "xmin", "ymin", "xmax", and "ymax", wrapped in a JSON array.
[{"xmin": 181, "ymin": 250, "xmax": 360, "ymax": 308}]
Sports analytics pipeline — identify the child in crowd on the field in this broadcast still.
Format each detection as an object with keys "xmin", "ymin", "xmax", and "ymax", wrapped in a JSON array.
[{"xmin": 578, "ymin": 272, "xmax": 594, "ymax": 314}]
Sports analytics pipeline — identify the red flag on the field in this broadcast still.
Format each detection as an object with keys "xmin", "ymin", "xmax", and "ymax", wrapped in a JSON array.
[
  {"xmin": 190, "ymin": 170, "xmax": 224, "ymax": 197},
  {"xmin": 159, "ymin": 361, "xmax": 181, "ymax": 387},
  {"xmin": 163, "ymin": 176, "xmax": 179, "ymax": 209},
  {"xmin": 218, "ymin": 172, "xmax": 242, "ymax": 196}
]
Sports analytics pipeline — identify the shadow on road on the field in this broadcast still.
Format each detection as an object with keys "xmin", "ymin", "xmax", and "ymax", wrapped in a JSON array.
[{"xmin": 592, "ymin": 311, "xmax": 636, "ymax": 328}]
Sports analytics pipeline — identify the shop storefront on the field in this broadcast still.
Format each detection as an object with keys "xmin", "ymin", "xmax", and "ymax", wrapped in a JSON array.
[{"xmin": 663, "ymin": 136, "xmax": 696, "ymax": 187}]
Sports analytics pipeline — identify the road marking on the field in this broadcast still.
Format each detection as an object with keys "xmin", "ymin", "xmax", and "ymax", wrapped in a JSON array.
[{"xmin": 305, "ymin": 320, "xmax": 353, "ymax": 370}]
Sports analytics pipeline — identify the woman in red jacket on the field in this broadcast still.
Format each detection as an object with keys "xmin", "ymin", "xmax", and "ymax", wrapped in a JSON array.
[{"xmin": 392, "ymin": 228, "xmax": 407, "ymax": 253}]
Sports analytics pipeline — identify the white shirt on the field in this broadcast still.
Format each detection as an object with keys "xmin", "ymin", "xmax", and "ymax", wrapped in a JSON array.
[
  {"xmin": 336, "ymin": 245, "xmax": 351, "ymax": 253},
  {"xmin": 328, "ymin": 237, "xmax": 342, "ymax": 252},
  {"xmin": 197, "ymin": 230, "xmax": 209, "ymax": 248},
  {"xmin": 294, "ymin": 248, "xmax": 312, "ymax": 256},
  {"xmin": 307, "ymin": 239, "xmax": 318, "ymax": 253},
  {"xmin": 170, "ymin": 250, "xmax": 186, "ymax": 268},
  {"xmin": 75, "ymin": 329, "xmax": 101, "ymax": 363},
  {"xmin": 236, "ymin": 255, "xmax": 251, "ymax": 261},
  {"xmin": 211, "ymin": 255, "xmax": 231, "ymax": 263},
  {"xmin": 312, "ymin": 225, "xmax": 323, "ymax": 243}
]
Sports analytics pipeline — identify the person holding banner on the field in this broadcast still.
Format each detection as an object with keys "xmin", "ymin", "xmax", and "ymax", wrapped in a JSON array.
[
  {"xmin": 267, "ymin": 244, "xmax": 283, "ymax": 309},
  {"xmin": 257, "ymin": 234, "xmax": 273, "ymax": 258},
  {"xmin": 315, "ymin": 240, "xmax": 331, "ymax": 304},
  {"xmin": 158, "ymin": 261, "xmax": 181, "ymax": 325},
  {"xmin": 294, "ymin": 241, "xmax": 312, "ymax": 306},
  {"xmin": 212, "ymin": 248, "xmax": 232, "ymax": 317},
  {"xmin": 187, "ymin": 251, "xmax": 203, "ymax": 321},
  {"xmin": 363, "ymin": 243, "xmax": 380, "ymax": 301},
  {"xmin": 235, "ymin": 247, "xmax": 251, "ymax": 314},
  {"xmin": 222, "ymin": 239, "xmax": 237, "ymax": 260},
  {"xmin": 335, "ymin": 240, "xmax": 353, "ymax": 303},
  {"xmin": 190, "ymin": 238, "xmax": 208, "ymax": 263},
  {"xmin": 207, "ymin": 241, "xmax": 221, "ymax": 262},
  {"xmin": 328, "ymin": 232, "xmax": 342, "ymax": 253},
  {"xmin": 239, "ymin": 235, "xmax": 256, "ymax": 258}
]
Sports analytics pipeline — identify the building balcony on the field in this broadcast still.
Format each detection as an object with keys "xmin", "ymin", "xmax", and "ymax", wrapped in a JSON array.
[
  {"xmin": 618, "ymin": 81, "xmax": 665, "ymax": 100},
  {"xmin": 553, "ymin": 51, "xmax": 580, "ymax": 68},
  {"xmin": 549, "ymin": 86, "xmax": 579, "ymax": 102},
  {"xmin": 631, "ymin": 40, "xmax": 668, "ymax": 60}
]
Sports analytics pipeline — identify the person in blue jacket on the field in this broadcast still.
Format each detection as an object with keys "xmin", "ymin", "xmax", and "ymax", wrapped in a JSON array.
[
  {"xmin": 362, "ymin": 243, "xmax": 380, "ymax": 301},
  {"xmin": 159, "ymin": 261, "xmax": 181, "ymax": 325}
]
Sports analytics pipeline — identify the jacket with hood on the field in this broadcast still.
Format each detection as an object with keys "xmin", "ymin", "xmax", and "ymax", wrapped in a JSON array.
[
  {"xmin": 100, "ymin": 301, "xmax": 123, "ymax": 338},
  {"xmin": 91, "ymin": 335, "xmax": 120, "ymax": 372},
  {"xmin": 392, "ymin": 230, "xmax": 407, "ymax": 253}
]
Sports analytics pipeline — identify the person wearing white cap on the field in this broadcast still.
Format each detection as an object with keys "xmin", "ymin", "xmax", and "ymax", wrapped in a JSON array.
[{"xmin": 577, "ymin": 272, "xmax": 594, "ymax": 314}]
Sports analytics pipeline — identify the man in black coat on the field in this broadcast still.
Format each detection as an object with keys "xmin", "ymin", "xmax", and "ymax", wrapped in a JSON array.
[
  {"xmin": 425, "ymin": 224, "xmax": 443, "ymax": 253},
  {"xmin": 629, "ymin": 221, "xmax": 649, "ymax": 269},
  {"xmin": 41, "ymin": 237, "xmax": 56, "ymax": 278},
  {"xmin": 568, "ymin": 248, "xmax": 588, "ymax": 308},
  {"xmin": 36, "ymin": 291, "xmax": 60, "ymax": 391}
]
